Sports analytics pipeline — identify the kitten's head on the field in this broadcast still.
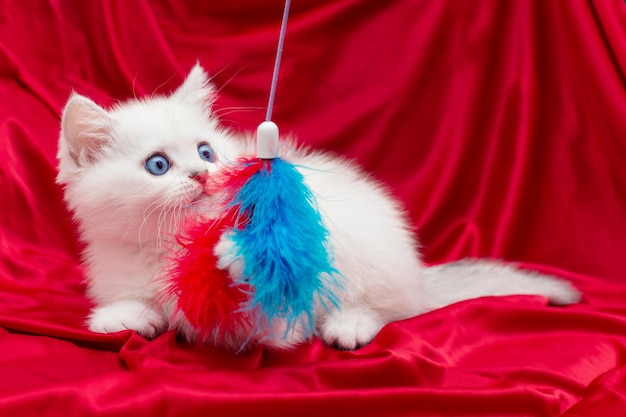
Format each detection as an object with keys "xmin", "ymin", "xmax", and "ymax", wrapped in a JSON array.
[{"xmin": 57, "ymin": 64, "xmax": 242, "ymax": 245}]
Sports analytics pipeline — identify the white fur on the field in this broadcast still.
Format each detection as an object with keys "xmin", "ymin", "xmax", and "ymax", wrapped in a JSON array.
[{"xmin": 57, "ymin": 65, "xmax": 581, "ymax": 351}]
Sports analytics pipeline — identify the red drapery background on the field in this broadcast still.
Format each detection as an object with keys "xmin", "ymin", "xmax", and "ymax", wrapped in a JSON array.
[{"xmin": 1, "ymin": 1, "xmax": 626, "ymax": 415}]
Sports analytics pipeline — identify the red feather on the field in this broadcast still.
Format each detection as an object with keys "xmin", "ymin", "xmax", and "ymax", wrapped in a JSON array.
[
  {"xmin": 168, "ymin": 214, "xmax": 253, "ymax": 340},
  {"xmin": 205, "ymin": 157, "xmax": 265, "ymax": 203}
]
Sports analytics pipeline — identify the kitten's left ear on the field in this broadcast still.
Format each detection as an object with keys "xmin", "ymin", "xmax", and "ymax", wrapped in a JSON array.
[
  {"xmin": 172, "ymin": 63, "xmax": 216, "ymax": 110},
  {"xmin": 60, "ymin": 94, "xmax": 113, "ymax": 167}
]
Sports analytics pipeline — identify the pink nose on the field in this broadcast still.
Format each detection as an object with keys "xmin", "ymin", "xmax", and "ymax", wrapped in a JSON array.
[{"xmin": 191, "ymin": 172, "xmax": 209, "ymax": 185}]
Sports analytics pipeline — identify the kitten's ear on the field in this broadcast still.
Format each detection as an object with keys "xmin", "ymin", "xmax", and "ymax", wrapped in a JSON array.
[
  {"xmin": 172, "ymin": 63, "xmax": 216, "ymax": 110},
  {"xmin": 60, "ymin": 94, "xmax": 112, "ymax": 166}
]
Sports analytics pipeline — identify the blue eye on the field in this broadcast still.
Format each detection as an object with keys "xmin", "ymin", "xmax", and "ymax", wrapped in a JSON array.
[
  {"xmin": 145, "ymin": 154, "xmax": 170, "ymax": 175},
  {"xmin": 198, "ymin": 143, "xmax": 216, "ymax": 162}
]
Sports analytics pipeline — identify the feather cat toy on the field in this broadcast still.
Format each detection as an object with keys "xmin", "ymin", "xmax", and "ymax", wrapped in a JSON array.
[{"xmin": 169, "ymin": 0, "xmax": 341, "ymax": 344}]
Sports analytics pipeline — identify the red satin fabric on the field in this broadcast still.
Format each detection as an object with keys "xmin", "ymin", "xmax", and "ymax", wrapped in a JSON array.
[{"xmin": 1, "ymin": 1, "xmax": 626, "ymax": 415}]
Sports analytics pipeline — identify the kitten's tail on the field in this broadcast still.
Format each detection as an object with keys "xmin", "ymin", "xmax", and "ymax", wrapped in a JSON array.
[{"xmin": 421, "ymin": 259, "xmax": 581, "ymax": 311}]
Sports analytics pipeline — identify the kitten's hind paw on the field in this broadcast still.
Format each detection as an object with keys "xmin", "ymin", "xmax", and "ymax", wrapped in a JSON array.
[
  {"xmin": 320, "ymin": 308, "xmax": 385, "ymax": 351},
  {"xmin": 88, "ymin": 299, "xmax": 166, "ymax": 339}
]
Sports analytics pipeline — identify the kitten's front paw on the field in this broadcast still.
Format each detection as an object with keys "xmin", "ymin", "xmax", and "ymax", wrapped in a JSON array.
[
  {"xmin": 320, "ymin": 308, "xmax": 385, "ymax": 350},
  {"xmin": 214, "ymin": 232, "xmax": 245, "ymax": 280},
  {"xmin": 88, "ymin": 300, "xmax": 166, "ymax": 339}
]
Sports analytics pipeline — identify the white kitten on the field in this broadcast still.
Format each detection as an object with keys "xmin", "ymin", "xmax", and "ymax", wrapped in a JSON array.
[{"xmin": 57, "ymin": 65, "xmax": 580, "ymax": 350}]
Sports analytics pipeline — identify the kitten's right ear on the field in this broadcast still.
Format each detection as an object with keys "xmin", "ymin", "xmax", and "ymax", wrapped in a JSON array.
[
  {"xmin": 172, "ymin": 63, "xmax": 216, "ymax": 111},
  {"xmin": 60, "ymin": 94, "xmax": 112, "ymax": 166}
]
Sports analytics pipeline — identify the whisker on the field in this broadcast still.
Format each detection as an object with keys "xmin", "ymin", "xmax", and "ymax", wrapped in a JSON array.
[
  {"xmin": 213, "ymin": 107, "xmax": 266, "ymax": 119},
  {"xmin": 156, "ymin": 198, "xmax": 174, "ymax": 257},
  {"xmin": 216, "ymin": 118, "xmax": 244, "ymax": 126},
  {"xmin": 135, "ymin": 194, "xmax": 174, "ymax": 253},
  {"xmin": 155, "ymin": 193, "xmax": 189, "ymax": 261},
  {"xmin": 214, "ymin": 64, "xmax": 250, "ymax": 94},
  {"xmin": 208, "ymin": 62, "xmax": 234, "ymax": 83},
  {"xmin": 131, "ymin": 72, "xmax": 138, "ymax": 100},
  {"xmin": 152, "ymin": 72, "xmax": 178, "ymax": 96},
  {"xmin": 173, "ymin": 198, "xmax": 185, "ymax": 240},
  {"xmin": 214, "ymin": 106, "xmax": 266, "ymax": 114}
]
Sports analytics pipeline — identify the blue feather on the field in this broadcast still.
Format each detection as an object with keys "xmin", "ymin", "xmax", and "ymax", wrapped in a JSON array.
[{"xmin": 230, "ymin": 158, "xmax": 340, "ymax": 336}]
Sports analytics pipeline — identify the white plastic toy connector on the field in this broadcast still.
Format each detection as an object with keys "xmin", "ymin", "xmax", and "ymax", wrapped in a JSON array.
[{"xmin": 256, "ymin": 121, "xmax": 279, "ymax": 159}]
